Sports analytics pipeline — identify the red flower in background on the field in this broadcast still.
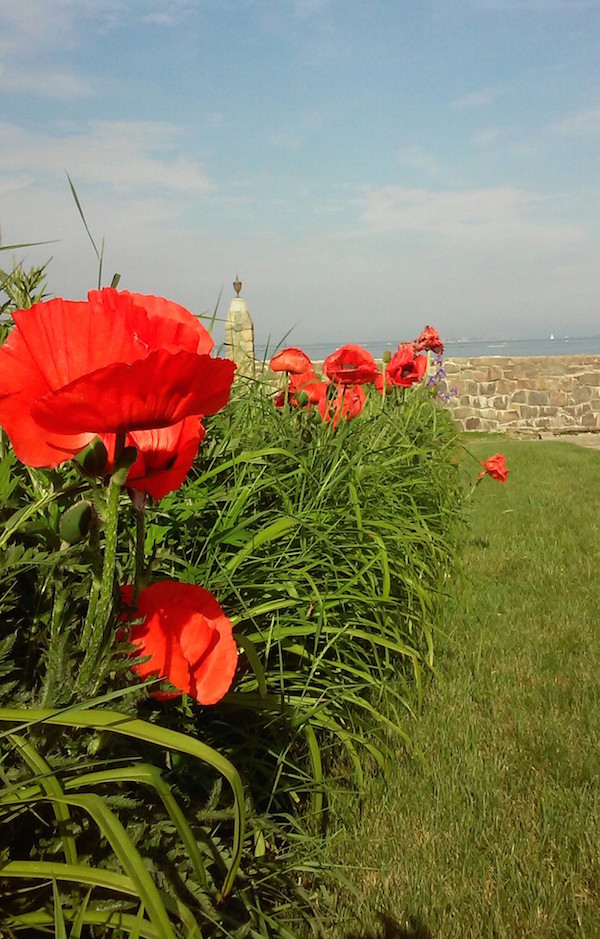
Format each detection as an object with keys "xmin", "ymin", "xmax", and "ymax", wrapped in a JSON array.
[
  {"xmin": 269, "ymin": 347, "xmax": 313, "ymax": 375},
  {"xmin": 0, "ymin": 289, "xmax": 235, "ymax": 468},
  {"xmin": 120, "ymin": 581, "xmax": 238, "ymax": 704},
  {"xmin": 319, "ymin": 384, "xmax": 366, "ymax": 428},
  {"xmin": 322, "ymin": 344, "xmax": 378, "ymax": 385},
  {"xmin": 377, "ymin": 343, "xmax": 428, "ymax": 390},
  {"xmin": 478, "ymin": 454, "xmax": 509, "ymax": 483},
  {"xmin": 102, "ymin": 417, "xmax": 205, "ymax": 501},
  {"xmin": 273, "ymin": 369, "xmax": 328, "ymax": 410},
  {"xmin": 415, "ymin": 325, "xmax": 444, "ymax": 356},
  {"xmin": 289, "ymin": 371, "xmax": 329, "ymax": 404}
]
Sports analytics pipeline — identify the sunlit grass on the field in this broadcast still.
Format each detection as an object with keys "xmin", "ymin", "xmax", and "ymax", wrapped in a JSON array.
[{"xmin": 327, "ymin": 435, "xmax": 600, "ymax": 939}]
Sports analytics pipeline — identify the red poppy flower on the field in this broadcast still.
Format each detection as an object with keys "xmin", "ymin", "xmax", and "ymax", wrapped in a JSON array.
[
  {"xmin": 290, "ymin": 371, "xmax": 328, "ymax": 404},
  {"xmin": 102, "ymin": 417, "xmax": 205, "ymax": 501},
  {"xmin": 0, "ymin": 289, "xmax": 235, "ymax": 467},
  {"xmin": 120, "ymin": 581, "xmax": 238, "ymax": 704},
  {"xmin": 269, "ymin": 347, "xmax": 313, "ymax": 375},
  {"xmin": 318, "ymin": 384, "xmax": 366, "ymax": 428},
  {"xmin": 415, "ymin": 325, "xmax": 444, "ymax": 355},
  {"xmin": 322, "ymin": 344, "xmax": 378, "ymax": 385},
  {"xmin": 381, "ymin": 343, "xmax": 428, "ymax": 389},
  {"xmin": 478, "ymin": 454, "xmax": 509, "ymax": 482}
]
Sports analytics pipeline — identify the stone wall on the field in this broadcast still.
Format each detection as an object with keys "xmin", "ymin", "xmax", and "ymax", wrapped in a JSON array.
[{"xmin": 439, "ymin": 355, "xmax": 600, "ymax": 433}]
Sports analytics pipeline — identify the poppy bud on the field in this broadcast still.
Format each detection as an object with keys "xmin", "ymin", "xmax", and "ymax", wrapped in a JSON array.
[{"xmin": 382, "ymin": 350, "xmax": 392, "ymax": 364}]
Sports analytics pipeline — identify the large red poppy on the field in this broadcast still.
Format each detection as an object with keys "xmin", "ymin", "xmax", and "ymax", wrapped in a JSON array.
[
  {"xmin": 322, "ymin": 344, "xmax": 378, "ymax": 385},
  {"xmin": 102, "ymin": 417, "xmax": 205, "ymax": 501},
  {"xmin": 415, "ymin": 325, "xmax": 444, "ymax": 356},
  {"xmin": 269, "ymin": 347, "xmax": 313, "ymax": 375},
  {"xmin": 379, "ymin": 343, "xmax": 428, "ymax": 389},
  {"xmin": 120, "ymin": 581, "xmax": 238, "ymax": 704},
  {"xmin": 318, "ymin": 384, "xmax": 366, "ymax": 428},
  {"xmin": 478, "ymin": 454, "xmax": 509, "ymax": 482},
  {"xmin": 0, "ymin": 289, "xmax": 235, "ymax": 467}
]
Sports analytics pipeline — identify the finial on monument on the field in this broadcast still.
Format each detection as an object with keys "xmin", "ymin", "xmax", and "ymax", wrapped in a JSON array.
[{"xmin": 233, "ymin": 275, "xmax": 242, "ymax": 297}]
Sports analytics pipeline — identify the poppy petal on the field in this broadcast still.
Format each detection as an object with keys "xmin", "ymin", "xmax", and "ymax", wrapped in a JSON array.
[
  {"xmin": 0, "ymin": 325, "xmax": 94, "ymax": 466},
  {"xmin": 124, "ymin": 292, "xmax": 215, "ymax": 355},
  {"xmin": 32, "ymin": 350, "xmax": 236, "ymax": 434}
]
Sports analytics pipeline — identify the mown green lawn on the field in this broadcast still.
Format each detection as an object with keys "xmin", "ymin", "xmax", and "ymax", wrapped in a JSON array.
[{"xmin": 329, "ymin": 435, "xmax": 600, "ymax": 939}]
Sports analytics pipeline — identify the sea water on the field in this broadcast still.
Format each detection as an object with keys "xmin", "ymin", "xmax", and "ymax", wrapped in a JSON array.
[{"xmin": 256, "ymin": 336, "xmax": 600, "ymax": 361}]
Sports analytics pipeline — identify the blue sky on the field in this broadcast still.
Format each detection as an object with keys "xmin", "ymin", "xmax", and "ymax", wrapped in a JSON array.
[{"xmin": 0, "ymin": 0, "xmax": 598, "ymax": 346}]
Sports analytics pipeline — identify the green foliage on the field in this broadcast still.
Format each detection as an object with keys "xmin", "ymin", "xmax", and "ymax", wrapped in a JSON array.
[
  {"xmin": 0, "ymin": 259, "xmax": 50, "ymax": 314},
  {"xmin": 0, "ymin": 359, "xmax": 464, "ymax": 935}
]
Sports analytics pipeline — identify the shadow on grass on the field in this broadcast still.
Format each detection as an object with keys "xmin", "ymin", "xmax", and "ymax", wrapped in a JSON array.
[{"xmin": 344, "ymin": 912, "xmax": 433, "ymax": 939}]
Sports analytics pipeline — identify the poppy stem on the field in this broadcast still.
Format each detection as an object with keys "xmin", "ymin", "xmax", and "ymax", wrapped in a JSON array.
[
  {"xmin": 78, "ymin": 477, "xmax": 122, "ymax": 690},
  {"xmin": 132, "ymin": 508, "xmax": 146, "ymax": 608},
  {"xmin": 80, "ymin": 509, "xmax": 103, "ymax": 651}
]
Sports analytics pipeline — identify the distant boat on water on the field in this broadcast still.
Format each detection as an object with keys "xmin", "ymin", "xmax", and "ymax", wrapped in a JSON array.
[{"xmin": 550, "ymin": 333, "xmax": 554, "ymax": 340}]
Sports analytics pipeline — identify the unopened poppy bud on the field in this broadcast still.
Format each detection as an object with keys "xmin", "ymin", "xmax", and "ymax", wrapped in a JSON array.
[
  {"xmin": 59, "ymin": 499, "xmax": 94, "ymax": 544},
  {"xmin": 76, "ymin": 437, "xmax": 109, "ymax": 477},
  {"xmin": 111, "ymin": 445, "xmax": 139, "ymax": 486},
  {"xmin": 295, "ymin": 390, "xmax": 309, "ymax": 407},
  {"xmin": 382, "ymin": 350, "xmax": 392, "ymax": 364}
]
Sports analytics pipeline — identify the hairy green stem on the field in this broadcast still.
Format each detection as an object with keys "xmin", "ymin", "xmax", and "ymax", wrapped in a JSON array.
[
  {"xmin": 80, "ymin": 511, "xmax": 103, "ymax": 651},
  {"xmin": 132, "ymin": 508, "xmax": 146, "ymax": 608},
  {"xmin": 78, "ymin": 478, "xmax": 121, "ymax": 690}
]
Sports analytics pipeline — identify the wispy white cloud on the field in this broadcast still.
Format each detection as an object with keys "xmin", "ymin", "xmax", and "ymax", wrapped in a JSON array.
[
  {"xmin": 397, "ymin": 145, "xmax": 439, "ymax": 177},
  {"xmin": 0, "ymin": 62, "xmax": 94, "ymax": 99},
  {"xmin": 546, "ymin": 105, "xmax": 600, "ymax": 138},
  {"xmin": 452, "ymin": 86, "xmax": 501, "ymax": 110},
  {"xmin": 361, "ymin": 186, "xmax": 584, "ymax": 248},
  {"xmin": 0, "ymin": 120, "xmax": 213, "ymax": 193},
  {"xmin": 471, "ymin": 126, "xmax": 507, "ymax": 147}
]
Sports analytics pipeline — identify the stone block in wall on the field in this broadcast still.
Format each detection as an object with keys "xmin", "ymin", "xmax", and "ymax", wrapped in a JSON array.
[
  {"xmin": 494, "ymin": 379, "xmax": 517, "ymax": 393},
  {"xmin": 564, "ymin": 402, "xmax": 592, "ymax": 418},
  {"xmin": 470, "ymin": 395, "xmax": 491, "ymax": 409},
  {"xmin": 527, "ymin": 390, "xmax": 549, "ymax": 406},
  {"xmin": 490, "ymin": 395, "xmax": 510, "ymax": 409},
  {"xmin": 450, "ymin": 406, "xmax": 477, "ymax": 419},
  {"xmin": 581, "ymin": 412, "xmax": 600, "ymax": 427},
  {"xmin": 591, "ymin": 399, "xmax": 600, "ymax": 412},
  {"xmin": 465, "ymin": 417, "xmax": 483, "ymax": 430},
  {"xmin": 558, "ymin": 377, "xmax": 575, "ymax": 392},
  {"xmin": 549, "ymin": 392, "xmax": 569, "ymax": 407},
  {"xmin": 571, "ymin": 384, "xmax": 591, "ymax": 404},
  {"xmin": 497, "ymin": 410, "xmax": 521, "ymax": 424},
  {"xmin": 581, "ymin": 371, "xmax": 600, "ymax": 386},
  {"xmin": 511, "ymin": 389, "xmax": 527, "ymax": 403}
]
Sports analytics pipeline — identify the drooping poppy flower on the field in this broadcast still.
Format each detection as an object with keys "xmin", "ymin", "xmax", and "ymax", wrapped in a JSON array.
[
  {"xmin": 269, "ymin": 347, "xmax": 313, "ymax": 375},
  {"xmin": 478, "ymin": 454, "xmax": 509, "ymax": 483},
  {"xmin": 120, "ymin": 581, "xmax": 238, "ymax": 704},
  {"xmin": 379, "ymin": 343, "xmax": 428, "ymax": 389},
  {"xmin": 101, "ymin": 417, "xmax": 205, "ymax": 501},
  {"xmin": 0, "ymin": 289, "xmax": 235, "ymax": 468},
  {"xmin": 415, "ymin": 325, "xmax": 444, "ymax": 356},
  {"xmin": 318, "ymin": 383, "xmax": 366, "ymax": 428},
  {"xmin": 322, "ymin": 344, "xmax": 378, "ymax": 385}
]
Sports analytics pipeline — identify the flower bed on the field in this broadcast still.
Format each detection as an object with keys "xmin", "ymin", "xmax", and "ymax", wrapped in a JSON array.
[{"xmin": 0, "ymin": 274, "xmax": 467, "ymax": 935}]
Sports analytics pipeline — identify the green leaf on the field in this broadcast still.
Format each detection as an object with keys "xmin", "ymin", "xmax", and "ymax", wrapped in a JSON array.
[{"xmin": 0, "ymin": 706, "xmax": 245, "ymax": 900}]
